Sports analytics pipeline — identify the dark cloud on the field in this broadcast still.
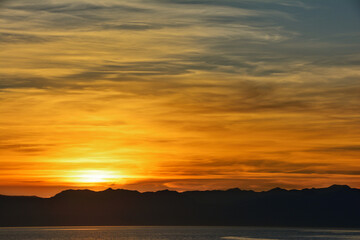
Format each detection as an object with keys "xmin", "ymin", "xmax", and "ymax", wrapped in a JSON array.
[
  {"xmin": 156, "ymin": 158, "xmax": 332, "ymax": 176},
  {"xmin": 8, "ymin": 2, "xmax": 150, "ymax": 14},
  {"xmin": 309, "ymin": 145, "xmax": 360, "ymax": 153},
  {"xmin": 58, "ymin": 60, "xmax": 219, "ymax": 82},
  {"xmin": 100, "ymin": 22, "xmax": 188, "ymax": 31},
  {"xmin": 0, "ymin": 0, "xmax": 9, "ymax": 7},
  {"xmin": 0, "ymin": 75, "xmax": 57, "ymax": 90},
  {"xmin": 151, "ymin": 0, "xmax": 306, "ymax": 9},
  {"xmin": 1, "ymin": 1, "xmax": 152, "ymax": 31},
  {"xmin": 0, "ymin": 143, "xmax": 53, "ymax": 153},
  {"xmin": 291, "ymin": 169, "xmax": 360, "ymax": 176},
  {"xmin": 3, "ymin": 68, "xmax": 358, "ymax": 117},
  {"xmin": 156, "ymin": 76, "xmax": 360, "ymax": 115},
  {"xmin": 0, "ymin": 32, "xmax": 56, "ymax": 44},
  {"xmin": 101, "ymin": 24, "xmax": 160, "ymax": 31}
]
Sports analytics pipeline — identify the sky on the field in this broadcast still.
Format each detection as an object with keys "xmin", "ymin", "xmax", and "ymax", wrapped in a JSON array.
[{"xmin": 0, "ymin": 0, "xmax": 359, "ymax": 197}]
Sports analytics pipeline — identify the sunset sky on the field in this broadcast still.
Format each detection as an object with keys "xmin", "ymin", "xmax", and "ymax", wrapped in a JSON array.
[{"xmin": 0, "ymin": 0, "xmax": 359, "ymax": 197}]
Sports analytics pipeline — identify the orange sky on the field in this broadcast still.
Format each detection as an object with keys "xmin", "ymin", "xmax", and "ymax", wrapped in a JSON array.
[{"xmin": 0, "ymin": 0, "xmax": 359, "ymax": 197}]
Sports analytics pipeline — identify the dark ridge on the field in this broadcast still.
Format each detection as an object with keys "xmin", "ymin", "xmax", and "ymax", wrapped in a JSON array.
[
  {"xmin": 327, "ymin": 184, "xmax": 352, "ymax": 190},
  {"xmin": 53, "ymin": 189, "xmax": 96, "ymax": 198},
  {"xmin": 0, "ymin": 185, "xmax": 359, "ymax": 227},
  {"xmin": 268, "ymin": 187, "xmax": 287, "ymax": 192}
]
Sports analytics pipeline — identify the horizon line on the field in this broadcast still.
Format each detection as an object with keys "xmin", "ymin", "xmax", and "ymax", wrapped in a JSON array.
[{"xmin": 1, "ymin": 184, "xmax": 355, "ymax": 199}]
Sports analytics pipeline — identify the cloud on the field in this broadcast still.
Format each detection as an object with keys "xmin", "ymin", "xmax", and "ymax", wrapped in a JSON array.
[
  {"xmin": 0, "ymin": 74, "xmax": 56, "ymax": 90},
  {"xmin": 290, "ymin": 169, "xmax": 360, "ymax": 176},
  {"xmin": 101, "ymin": 24, "xmax": 163, "ymax": 31},
  {"xmin": 153, "ymin": 157, "xmax": 333, "ymax": 176},
  {"xmin": 151, "ymin": 0, "xmax": 308, "ymax": 9},
  {"xmin": 99, "ymin": 22, "xmax": 189, "ymax": 31},
  {"xmin": 7, "ymin": 1, "xmax": 150, "ymax": 14},
  {"xmin": 0, "ymin": 143, "xmax": 53, "ymax": 155},
  {"xmin": 0, "ymin": 32, "xmax": 57, "ymax": 43},
  {"xmin": 309, "ymin": 145, "xmax": 360, "ymax": 153},
  {"xmin": 0, "ymin": 0, "xmax": 359, "ymax": 195}
]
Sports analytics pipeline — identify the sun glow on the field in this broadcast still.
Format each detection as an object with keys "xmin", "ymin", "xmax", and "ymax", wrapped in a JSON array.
[{"xmin": 73, "ymin": 170, "xmax": 118, "ymax": 184}]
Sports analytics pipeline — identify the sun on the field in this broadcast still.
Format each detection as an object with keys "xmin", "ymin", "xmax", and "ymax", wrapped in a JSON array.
[{"xmin": 73, "ymin": 170, "xmax": 117, "ymax": 184}]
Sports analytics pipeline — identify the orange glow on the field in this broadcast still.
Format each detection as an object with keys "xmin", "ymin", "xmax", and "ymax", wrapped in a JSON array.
[
  {"xmin": 0, "ymin": 0, "xmax": 359, "ymax": 197},
  {"xmin": 69, "ymin": 170, "xmax": 119, "ymax": 184}
]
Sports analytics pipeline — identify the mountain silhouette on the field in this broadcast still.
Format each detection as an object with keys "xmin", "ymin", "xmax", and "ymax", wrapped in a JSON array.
[{"xmin": 0, "ymin": 185, "xmax": 359, "ymax": 227}]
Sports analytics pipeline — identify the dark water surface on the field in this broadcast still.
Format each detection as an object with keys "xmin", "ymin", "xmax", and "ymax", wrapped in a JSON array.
[{"xmin": 0, "ymin": 226, "xmax": 360, "ymax": 240}]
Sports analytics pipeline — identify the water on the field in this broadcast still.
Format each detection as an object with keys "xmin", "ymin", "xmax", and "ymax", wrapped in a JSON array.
[{"xmin": 0, "ymin": 226, "xmax": 360, "ymax": 240}]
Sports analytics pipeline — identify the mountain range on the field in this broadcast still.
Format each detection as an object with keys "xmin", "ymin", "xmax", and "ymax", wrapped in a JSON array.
[{"xmin": 0, "ymin": 185, "xmax": 359, "ymax": 227}]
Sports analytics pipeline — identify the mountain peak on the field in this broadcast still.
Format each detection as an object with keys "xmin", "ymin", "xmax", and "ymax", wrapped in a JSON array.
[
  {"xmin": 327, "ymin": 184, "xmax": 351, "ymax": 190},
  {"xmin": 268, "ymin": 187, "xmax": 287, "ymax": 192},
  {"xmin": 52, "ymin": 189, "xmax": 95, "ymax": 198}
]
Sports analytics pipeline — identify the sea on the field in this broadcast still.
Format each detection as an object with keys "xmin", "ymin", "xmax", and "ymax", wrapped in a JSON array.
[{"xmin": 0, "ymin": 226, "xmax": 359, "ymax": 240}]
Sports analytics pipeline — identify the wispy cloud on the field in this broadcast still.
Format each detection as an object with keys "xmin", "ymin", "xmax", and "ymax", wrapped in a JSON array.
[{"xmin": 0, "ymin": 0, "xmax": 359, "ymax": 196}]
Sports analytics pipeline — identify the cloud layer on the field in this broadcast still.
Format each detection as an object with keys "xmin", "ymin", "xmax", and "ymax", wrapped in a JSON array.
[{"xmin": 0, "ymin": 0, "xmax": 359, "ymax": 196}]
